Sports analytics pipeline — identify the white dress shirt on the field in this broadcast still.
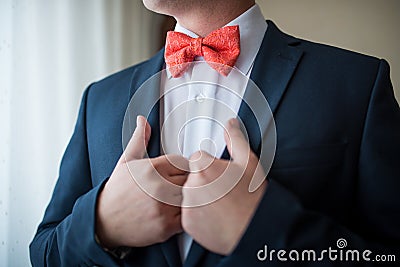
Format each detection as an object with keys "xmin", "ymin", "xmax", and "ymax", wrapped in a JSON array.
[{"xmin": 160, "ymin": 4, "xmax": 267, "ymax": 262}]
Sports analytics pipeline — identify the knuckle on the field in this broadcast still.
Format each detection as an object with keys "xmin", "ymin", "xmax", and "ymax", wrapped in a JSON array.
[
  {"xmin": 186, "ymin": 173, "xmax": 205, "ymax": 187},
  {"xmin": 189, "ymin": 151, "xmax": 203, "ymax": 161},
  {"xmin": 183, "ymin": 174, "xmax": 195, "ymax": 187},
  {"xmin": 151, "ymin": 157, "xmax": 162, "ymax": 169},
  {"xmin": 143, "ymin": 164, "xmax": 154, "ymax": 176},
  {"xmin": 166, "ymin": 218, "xmax": 179, "ymax": 233},
  {"xmin": 189, "ymin": 152, "xmax": 209, "ymax": 172},
  {"xmin": 168, "ymin": 154, "xmax": 189, "ymax": 171},
  {"xmin": 153, "ymin": 182, "xmax": 168, "ymax": 200},
  {"xmin": 148, "ymin": 204, "xmax": 163, "ymax": 220},
  {"xmin": 152, "ymin": 178, "xmax": 164, "ymax": 191}
]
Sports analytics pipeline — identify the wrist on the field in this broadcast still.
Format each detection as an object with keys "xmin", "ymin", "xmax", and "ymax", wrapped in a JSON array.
[{"xmin": 95, "ymin": 185, "xmax": 120, "ymax": 250}]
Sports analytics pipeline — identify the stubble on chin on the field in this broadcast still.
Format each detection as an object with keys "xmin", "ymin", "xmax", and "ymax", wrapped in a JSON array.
[{"xmin": 142, "ymin": 0, "xmax": 208, "ymax": 16}]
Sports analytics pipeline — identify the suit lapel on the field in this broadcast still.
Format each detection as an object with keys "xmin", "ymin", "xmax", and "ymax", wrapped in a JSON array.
[
  {"xmin": 127, "ymin": 49, "xmax": 182, "ymax": 267},
  {"xmin": 161, "ymin": 235, "xmax": 183, "ymax": 267},
  {"xmin": 183, "ymin": 241, "xmax": 207, "ymax": 267},
  {"xmin": 221, "ymin": 20, "xmax": 303, "ymax": 160},
  {"xmin": 183, "ymin": 241, "xmax": 224, "ymax": 267},
  {"xmin": 127, "ymin": 49, "xmax": 165, "ymax": 158},
  {"xmin": 250, "ymin": 20, "xmax": 303, "ymax": 115}
]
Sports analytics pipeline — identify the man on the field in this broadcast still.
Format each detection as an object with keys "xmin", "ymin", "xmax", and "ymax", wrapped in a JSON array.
[{"xmin": 30, "ymin": 0, "xmax": 400, "ymax": 266}]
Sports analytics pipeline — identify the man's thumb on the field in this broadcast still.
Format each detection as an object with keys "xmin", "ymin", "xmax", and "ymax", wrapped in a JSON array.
[
  {"xmin": 224, "ymin": 118, "xmax": 251, "ymax": 164},
  {"xmin": 121, "ymin": 115, "xmax": 151, "ymax": 162}
]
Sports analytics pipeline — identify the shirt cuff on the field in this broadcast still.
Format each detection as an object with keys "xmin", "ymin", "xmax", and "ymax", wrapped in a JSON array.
[{"xmin": 94, "ymin": 234, "xmax": 132, "ymax": 260}]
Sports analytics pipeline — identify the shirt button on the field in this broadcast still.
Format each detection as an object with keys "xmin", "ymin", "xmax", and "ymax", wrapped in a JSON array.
[{"xmin": 195, "ymin": 94, "xmax": 205, "ymax": 103}]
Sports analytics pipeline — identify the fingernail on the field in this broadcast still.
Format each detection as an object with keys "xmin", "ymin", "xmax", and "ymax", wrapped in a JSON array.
[
  {"xmin": 136, "ymin": 116, "xmax": 144, "ymax": 127},
  {"xmin": 229, "ymin": 118, "xmax": 239, "ymax": 128}
]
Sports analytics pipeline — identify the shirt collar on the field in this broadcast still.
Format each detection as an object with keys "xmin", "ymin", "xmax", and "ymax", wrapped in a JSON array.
[{"xmin": 172, "ymin": 4, "xmax": 267, "ymax": 76}]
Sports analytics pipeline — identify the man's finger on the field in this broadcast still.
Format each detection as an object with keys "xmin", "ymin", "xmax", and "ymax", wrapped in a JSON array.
[
  {"xmin": 120, "ymin": 115, "xmax": 151, "ymax": 162},
  {"xmin": 189, "ymin": 150, "xmax": 215, "ymax": 173},
  {"xmin": 166, "ymin": 174, "xmax": 189, "ymax": 186},
  {"xmin": 164, "ymin": 154, "xmax": 190, "ymax": 174},
  {"xmin": 224, "ymin": 118, "xmax": 251, "ymax": 165}
]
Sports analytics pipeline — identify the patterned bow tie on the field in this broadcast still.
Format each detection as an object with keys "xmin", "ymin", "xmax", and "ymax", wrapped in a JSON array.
[{"xmin": 164, "ymin": 25, "xmax": 240, "ymax": 78}]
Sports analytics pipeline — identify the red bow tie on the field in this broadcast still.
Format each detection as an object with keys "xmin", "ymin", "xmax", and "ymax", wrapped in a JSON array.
[{"xmin": 165, "ymin": 26, "xmax": 240, "ymax": 78}]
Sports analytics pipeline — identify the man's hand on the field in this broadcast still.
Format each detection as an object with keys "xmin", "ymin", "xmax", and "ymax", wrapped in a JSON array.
[
  {"xmin": 182, "ymin": 118, "xmax": 267, "ymax": 255},
  {"xmin": 96, "ymin": 116, "xmax": 189, "ymax": 249}
]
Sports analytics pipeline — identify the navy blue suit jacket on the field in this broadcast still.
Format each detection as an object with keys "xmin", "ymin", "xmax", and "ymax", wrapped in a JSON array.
[{"xmin": 30, "ymin": 21, "xmax": 400, "ymax": 266}]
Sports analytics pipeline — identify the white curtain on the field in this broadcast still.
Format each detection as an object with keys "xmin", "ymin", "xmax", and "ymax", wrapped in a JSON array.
[{"xmin": 0, "ymin": 1, "xmax": 166, "ymax": 266}]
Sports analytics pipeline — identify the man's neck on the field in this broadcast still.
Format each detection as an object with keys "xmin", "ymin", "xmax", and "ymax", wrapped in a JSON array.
[{"xmin": 175, "ymin": 1, "xmax": 255, "ymax": 37}]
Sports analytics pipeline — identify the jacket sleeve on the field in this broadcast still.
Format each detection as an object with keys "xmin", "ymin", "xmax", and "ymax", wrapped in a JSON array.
[
  {"xmin": 29, "ymin": 86, "xmax": 120, "ymax": 266},
  {"xmin": 220, "ymin": 59, "xmax": 400, "ymax": 266}
]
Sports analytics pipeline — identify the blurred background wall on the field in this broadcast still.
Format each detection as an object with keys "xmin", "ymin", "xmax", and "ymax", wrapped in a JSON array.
[
  {"xmin": 256, "ymin": 0, "xmax": 400, "ymax": 99},
  {"xmin": 0, "ymin": 0, "xmax": 398, "ymax": 266},
  {"xmin": 0, "ymin": 1, "xmax": 165, "ymax": 266}
]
